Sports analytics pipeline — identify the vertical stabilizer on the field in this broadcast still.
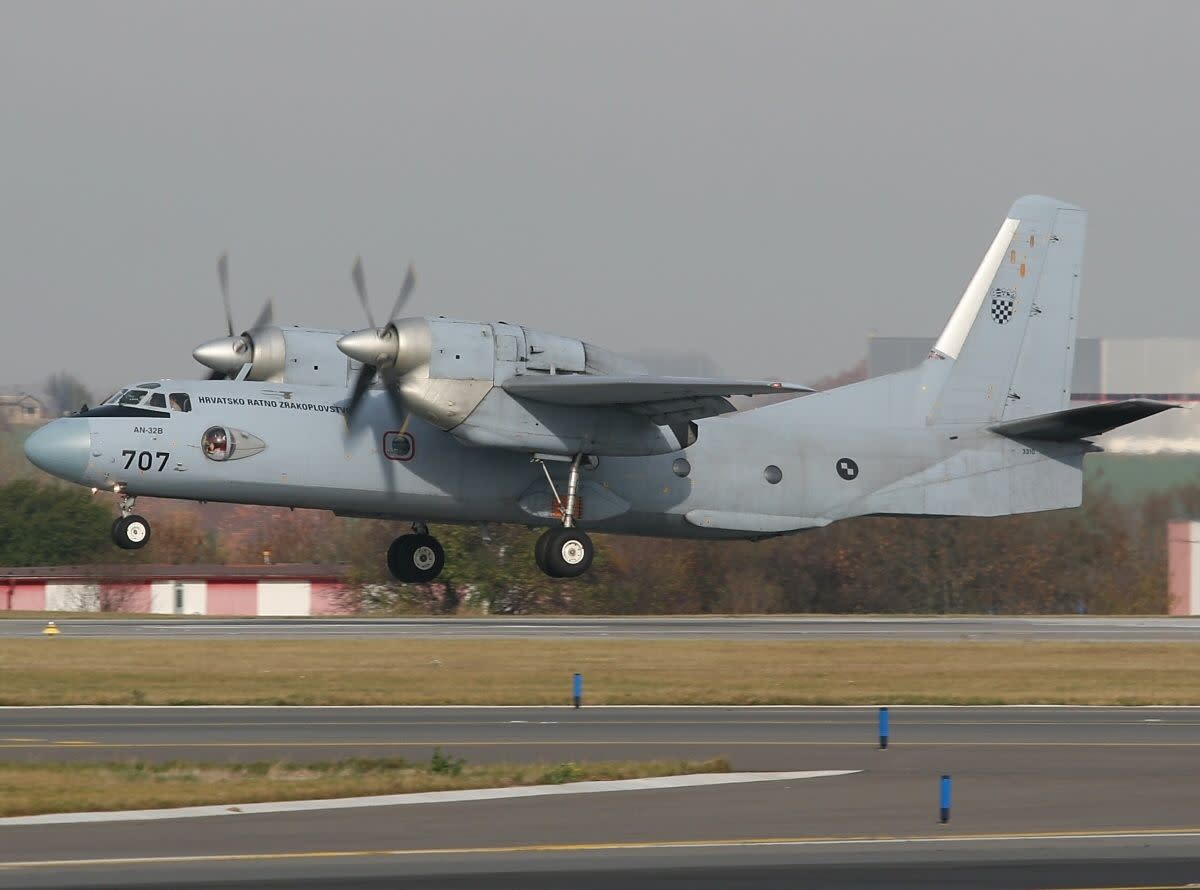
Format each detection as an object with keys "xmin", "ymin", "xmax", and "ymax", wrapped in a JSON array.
[{"xmin": 929, "ymin": 195, "xmax": 1087, "ymax": 424}]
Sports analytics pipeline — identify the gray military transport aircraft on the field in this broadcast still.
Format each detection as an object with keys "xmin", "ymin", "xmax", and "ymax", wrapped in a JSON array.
[{"xmin": 25, "ymin": 195, "xmax": 1172, "ymax": 581}]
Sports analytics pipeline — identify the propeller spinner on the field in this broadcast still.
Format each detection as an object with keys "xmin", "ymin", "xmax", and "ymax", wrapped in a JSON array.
[
  {"xmin": 193, "ymin": 252, "xmax": 276, "ymax": 379},
  {"xmin": 339, "ymin": 259, "xmax": 424, "ymax": 424}
]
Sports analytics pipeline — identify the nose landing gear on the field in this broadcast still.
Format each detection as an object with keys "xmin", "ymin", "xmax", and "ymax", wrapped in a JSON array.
[
  {"xmin": 111, "ymin": 494, "xmax": 151, "ymax": 550},
  {"xmin": 387, "ymin": 522, "xmax": 446, "ymax": 583}
]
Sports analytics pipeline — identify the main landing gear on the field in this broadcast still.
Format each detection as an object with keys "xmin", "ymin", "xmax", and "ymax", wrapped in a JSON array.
[
  {"xmin": 111, "ymin": 494, "xmax": 151, "ymax": 550},
  {"xmin": 387, "ymin": 522, "xmax": 446, "ymax": 583},
  {"xmin": 533, "ymin": 453, "xmax": 595, "ymax": 579}
]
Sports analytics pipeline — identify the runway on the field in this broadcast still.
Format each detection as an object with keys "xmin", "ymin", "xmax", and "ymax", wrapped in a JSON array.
[
  {"xmin": 4, "ymin": 706, "xmax": 1200, "ymax": 887},
  {"xmin": 4, "ymin": 705, "xmax": 1200, "ymax": 763},
  {"xmin": 4, "ymin": 614, "xmax": 1200, "ymax": 640}
]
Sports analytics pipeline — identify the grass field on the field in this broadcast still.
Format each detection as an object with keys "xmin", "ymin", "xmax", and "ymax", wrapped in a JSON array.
[
  {"xmin": 4, "ymin": 639, "xmax": 1200, "ymax": 705},
  {"xmin": 0, "ymin": 755, "xmax": 729, "ymax": 818}
]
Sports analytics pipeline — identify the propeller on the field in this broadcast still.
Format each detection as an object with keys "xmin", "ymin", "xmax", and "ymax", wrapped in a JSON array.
[
  {"xmin": 218, "ymin": 251, "xmax": 233, "ymax": 336},
  {"xmin": 341, "ymin": 258, "xmax": 419, "ymax": 425},
  {"xmin": 193, "ymin": 252, "xmax": 275, "ymax": 379}
]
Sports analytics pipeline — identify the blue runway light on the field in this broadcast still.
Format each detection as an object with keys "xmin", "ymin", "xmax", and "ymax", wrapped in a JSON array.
[
  {"xmin": 573, "ymin": 672, "xmax": 583, "ymax": 709},
  {"xmin": 879, "ymin": 707, "xmax": 889, "ymax": 749},
  {"xmin": 940, "ymin": 774, "xmax": 952, "ymax": 823}
]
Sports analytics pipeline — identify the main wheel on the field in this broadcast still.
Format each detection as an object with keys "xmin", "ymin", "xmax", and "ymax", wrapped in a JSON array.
[
  {"xmin": 541, "ymin": 528, "xmax": 594, "ymax": 579},
  {"xmin": 387, "ymin": 533, "xmax": 445, "ymax": 583},
  {"xmin": 112, "ymin": 515, "xmax": 151, "ymax": 550},
  {"xmin": 534, "ymin": 529, "xmax": 557, "ymax": 577}
]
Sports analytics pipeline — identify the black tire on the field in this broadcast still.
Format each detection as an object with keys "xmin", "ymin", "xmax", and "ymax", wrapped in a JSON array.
[
  {"xmin": 387, "ymin": 533, "xmax": 445, "ymax": 583},
  {"xmin": 542, "ymin": 528, "xmax": 594, "ymax": 579},
  {"xmin": 112, "ymin": 515, "xmax": 151, "ymax": 550},
  {"xmin": 534, "ymin": 529, "xmax": 558, "ymax": 577}
]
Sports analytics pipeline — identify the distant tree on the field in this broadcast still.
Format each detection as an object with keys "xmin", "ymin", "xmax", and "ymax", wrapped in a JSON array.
[
  {"xmin": 140, "ymin": 511, "xmax": 223, "ymax": 564},
  {"xmin": 809, "ymin": 358, "xmax": 869, "ymax": 391},
  {"xmin": 0, "ymin": 480, "xmax": 111, "ymax": 565},
  {"xmin": 44, "ymin": 372, "xmax": 93, "ymax": 416}
]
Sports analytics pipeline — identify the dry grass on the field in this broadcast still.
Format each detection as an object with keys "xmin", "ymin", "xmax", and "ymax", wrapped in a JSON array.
[
  {"xmin": 3, "ymin": 639, "xmax": 1200, "ymax": 705},
  {"xmin": 0, "ymin": 756, "xmax": 730, "ymax": 818}
]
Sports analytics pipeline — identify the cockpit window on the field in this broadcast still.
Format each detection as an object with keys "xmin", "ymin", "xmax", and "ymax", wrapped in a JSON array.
[
  {"xmin": 169, "ymin": 393, "xmax": 192, "ymax": 413},
  {"xmin": 103, "ymin": 390, "xmax": 128, "ymax": 406},
  {"xmin": 147, "ymin": 393, "xmax": 167, "ymax": 409},
  {"xmin": 119, "ymin": 390, "xmax": 148, "ymax": 406},
  {"xmin": 137, "ymin": 383, "xmax": 161, "ymax": 389}
]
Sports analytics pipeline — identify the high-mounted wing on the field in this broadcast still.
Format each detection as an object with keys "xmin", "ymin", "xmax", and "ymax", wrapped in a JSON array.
[{"xmin": 502, "ymin": 375, "xmax": 812, "ymax": 425}]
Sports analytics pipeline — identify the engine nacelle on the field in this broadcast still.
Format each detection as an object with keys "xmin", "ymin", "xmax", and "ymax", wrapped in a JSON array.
[{"xmin": 194, "ymin": 326, "xmax": 351, "ymax": 387}]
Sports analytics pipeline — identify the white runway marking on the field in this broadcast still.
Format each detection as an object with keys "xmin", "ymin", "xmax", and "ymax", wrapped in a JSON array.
[{"xmin": 0, "ymin": 770, "xmax": 858, "ymax": 827}]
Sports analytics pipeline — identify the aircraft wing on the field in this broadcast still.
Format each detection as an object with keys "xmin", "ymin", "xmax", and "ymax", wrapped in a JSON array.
[{"xmin": 502, "ymin": 375, "xmax": 812, "ymax": 425}]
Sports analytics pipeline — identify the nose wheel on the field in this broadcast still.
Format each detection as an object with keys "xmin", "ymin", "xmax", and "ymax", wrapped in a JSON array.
[
  {"xmin": 110, "ymin": 493, "xmax": 150, "ymax": 550},
  {"xmin": 112, "ymin": 515, "xmax": 151, "ymax": 550},
  {"xmin": 387, "ymin": 530, "xmax": 445, "ymax": 583}
]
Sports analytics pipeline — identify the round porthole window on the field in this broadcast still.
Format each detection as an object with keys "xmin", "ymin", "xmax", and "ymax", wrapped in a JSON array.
[
  {"xmin": 202, "ymin": 426, "xmax": 231, "ymax": 462},
  {"xmin": 764, "ymin": 464, "xmax": 783, "ymax": 484},
  {"xmin": 383, "ymin": 431, "xmax": 415, "ymax": 461},
  {"xmin": 672, "ymin": 458, "xmax": 692, "ymax": 478}
]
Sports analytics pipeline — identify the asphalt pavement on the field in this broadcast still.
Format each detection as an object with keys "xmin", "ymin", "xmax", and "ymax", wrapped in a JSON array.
[
  {"xmin": 4, "ymin": 614, "xmax": 1200, "ymax": 640},
  {"xmin": 4, "ymin": 706, "xmax": 1200, "ymax": 888}
]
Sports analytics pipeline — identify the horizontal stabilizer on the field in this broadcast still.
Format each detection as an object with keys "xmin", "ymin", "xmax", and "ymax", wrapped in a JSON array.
[{"xmin": 989, "ymin": 399, "xmax": 1177, "ymax": 442}]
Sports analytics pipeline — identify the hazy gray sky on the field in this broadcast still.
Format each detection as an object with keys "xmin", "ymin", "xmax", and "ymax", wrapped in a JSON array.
[{"xmin": 2, "ymin": 1, "xmax": 1198, "ymax": 393}]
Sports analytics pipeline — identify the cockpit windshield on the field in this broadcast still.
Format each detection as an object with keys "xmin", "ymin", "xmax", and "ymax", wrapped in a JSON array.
[
  {"xmin": 100, "ymin": 386, "xmax": 192, "ymax": 412},
  {"xmin": 104, "ymin": 385, "xmax": 191, "ymax": 412}
]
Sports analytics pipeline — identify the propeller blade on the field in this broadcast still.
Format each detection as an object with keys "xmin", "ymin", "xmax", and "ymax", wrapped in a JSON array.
[
  {"xmin": 250, "ymin": 298, "xmax": 274, "ymax": 331},
  {"xmin": 217, "ymin": 252, "xmax": 234, "ymax": 337},
  {"xmin": 351, "ymin": 256, "xmax": 377, "ymax": 329},
  {"xmin": 344, "ymin": 363, "xmax": 378, "ymax": 425},
  {"xmin": 381, "ymin": 367, "xmax": 408, "ymax": 422},
  {"xmin": 388, "ymin": 264, "xmax": 416, "ymax": 322}
]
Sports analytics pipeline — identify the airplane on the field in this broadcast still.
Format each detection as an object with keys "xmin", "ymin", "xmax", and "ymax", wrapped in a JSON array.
[{"xmin": 24, "ymin": 195, "xmax": 1173, "ymax": 582}]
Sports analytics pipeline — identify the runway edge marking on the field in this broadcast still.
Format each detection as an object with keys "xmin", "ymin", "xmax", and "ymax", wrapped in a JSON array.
[{"xmin": 0, "ymin": 770, "xmax": 858, "ymax": 827}]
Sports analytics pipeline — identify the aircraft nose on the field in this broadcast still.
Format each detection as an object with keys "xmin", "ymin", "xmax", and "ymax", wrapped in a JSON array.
[{"xmin": 24, "ymin": 418, "xmax": 91, "ymax": 483}]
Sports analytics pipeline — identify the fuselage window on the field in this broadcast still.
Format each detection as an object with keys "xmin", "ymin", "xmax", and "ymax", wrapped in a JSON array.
[
  {"xmin": 169, "ymin": 393, "xmax": 192, "ymax": 412},
  {"xmin": 147, "ymin": 393, "xmax": 167, "ymax": 409},
  {"xmin": 202, "ymin": 426, "xmax": 230, "ymax": 461},
  {"xmin": 137, "ymin": 383, "xmax": 162, "ymax": 389},
  {"xmin": 119, "ymin": 390, "xmax": 148, "ymax": 406}
]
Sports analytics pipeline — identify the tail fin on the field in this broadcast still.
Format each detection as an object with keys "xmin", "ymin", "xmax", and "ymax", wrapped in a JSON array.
[{"xmin": 929, "ymin": 195, "xmax": 1086, "ymax": 425}]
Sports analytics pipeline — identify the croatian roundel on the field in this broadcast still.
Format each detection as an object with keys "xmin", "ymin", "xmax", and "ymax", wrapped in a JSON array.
[{"xmin": 990, "ymin": 288, "xmax": 1015, "ymax": 325}]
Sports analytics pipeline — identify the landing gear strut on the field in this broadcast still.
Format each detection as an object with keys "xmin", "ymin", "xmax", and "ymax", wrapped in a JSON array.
[
  {"xmin": 387, "ymin": 522, "xmax": 445, "ymax": 583},
  {"xmin": 111, "ymin": 494, "xmax": 151, "ymax": 550},
  {"xmin": 533, "ymin": 453, "xmax": 595, "ymax": 578}
]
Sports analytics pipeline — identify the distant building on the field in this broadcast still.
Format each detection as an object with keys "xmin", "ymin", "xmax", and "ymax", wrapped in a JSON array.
[
  {"xmin": 868, "ymin": 336, "xmax": 1200, "ymax": 450},
  {"xmin": 0, "ymin": 564, "xmax": 350, "ymax": 615},
  {"xmin": 1168, "ymin": 521, "xmax": 1200, "ymax": 615},
  {"xmin": 0, "ymin": 393, "xmax": 47, "ymax": 425}
]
